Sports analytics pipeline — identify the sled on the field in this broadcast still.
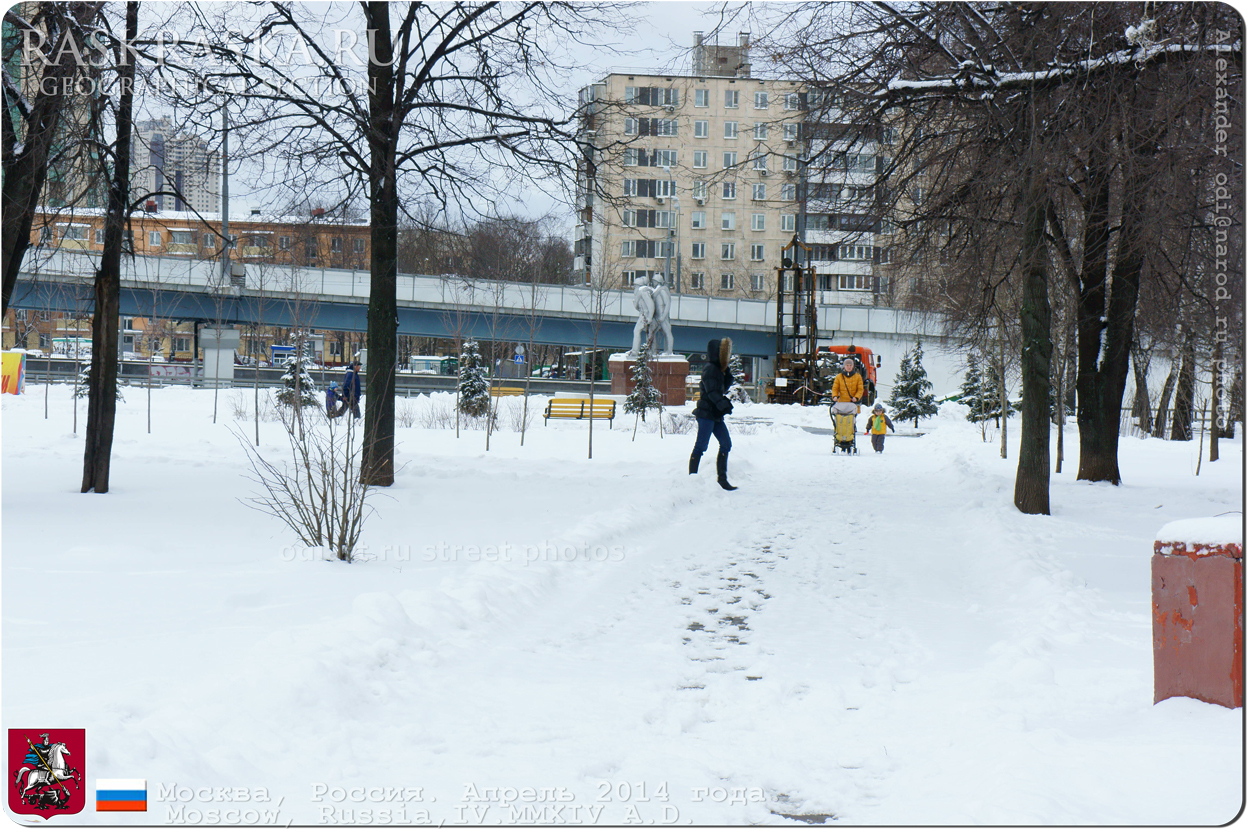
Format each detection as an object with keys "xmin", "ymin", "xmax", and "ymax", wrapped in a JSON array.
[{"xmin": 829, "ymin": 402, "xmax": 858, "ymax": 454}]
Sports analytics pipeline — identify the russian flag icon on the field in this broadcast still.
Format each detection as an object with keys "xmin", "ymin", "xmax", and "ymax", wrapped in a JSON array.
[{"xmin": 95, "ymin": 779, "xmax": 147, "ymax": 812}]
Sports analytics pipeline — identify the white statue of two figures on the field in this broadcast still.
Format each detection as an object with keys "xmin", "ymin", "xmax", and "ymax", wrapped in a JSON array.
[{"xmin": 630, "ymin": 275, "xmax": 675, "ymax": 357}]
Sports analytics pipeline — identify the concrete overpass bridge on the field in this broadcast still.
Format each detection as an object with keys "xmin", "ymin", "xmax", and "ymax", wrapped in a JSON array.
[{"xmin": 12, "ymin": 249, "xmax": 961, "ymax": 386}]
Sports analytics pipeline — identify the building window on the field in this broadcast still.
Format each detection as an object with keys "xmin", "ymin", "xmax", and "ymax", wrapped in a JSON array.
[
  {"xmin": 694, "ymin": 88, "xmax": 709, "ymax": 107},
  {"xmin": 331, "ymin": 237, "xmax": 343, "ymax": 253},
  {"xmin": 693, "ymin": 150, "xmax": 707, "ymax": 168},
  {"xmin": 750, "ymin": 243, "xmax": 766, "ymax": 260},
  {"xmin": 882, "ymin": 126, "xmax": 897, "ymax": 145},
  {"xmin": 879, "ymin": 247, "xmax": 892, "ymax": 264},
  {"xmin": 839, "ymin": 244, "xmax": 874, "ymax": 261},
  {"xmin": 38, "ymin": 310, "xmax": 50, "ymax": 321},
  {"xmin": 721, "ymin": 181, "xmax": 736, "ymax": 200},
  {"xmin": 305, "ymin": 238, "xmax": 318, "ymax": 258},
  {"xmin": 721, "ymin": 242, "xmax": 735, "ymax": 260},
  {"xmin": 354, "ymin": 238, "xmax": 366, "ymax": 253},
  {"xmin": 724, "ymin": 121, "xmax": 738, "ymax": 139},
  {"xmin": 754, "ymin": 91, "xmax": 768, "ymax": 109},
  {"xmin": 170, "ymin": 230, "xmax": 196, "ymax": 245},
  {"xmin": 725, "ymin": 89, "xmax": 739, "ymax": 108},
  {"xmin": 62, "ymin": 225, "xmax": 88, "ymax": 241},
  {"xmin": 691, "ymin": 242, "xmax": 706, "ymax": 259},
  {"xmin": 689, "ymin": 272, "xmax": 705, "ymax": 290},
  {"xmin": 173, "ymin": 336, "xmax": 190, "ymax": 352},
  {"xmin": 721, "ymin": 212, "xmax": 736, "ymax": 231},
  {"xmin": 781, "ymin": 214, "xmax": 796, "ymax": 232},
  {"xmin": 694, "ymin": 120, "xmax": 708, "ymax": 139},
  {"xmin": 783, "ymin": 155, "xmax": 799, "ymax": 172},
  {"xmin": 753, "ymin": 122, "xmax": 768, "ymax": 140},
  {"xmin": 722, "ymin": 151, "xmax": 737, "ymax": 169},
  {"xmin": 624, "ymin": 117, "xmax": 638, "ymax": 135},
  {"xmin": 94, "ymin": 229, "xmax": 105, "ymax": 244},
  {"xmin": 279, "ymin": 236, "xmax": 291, "ymax": 250},
  {"xmin": 752, "ymin": 183, "xmax": 767, "ymax": 201},
  {"xmin": 783, "ymin": 123, "xmax": 799, "ymax": 142},
  {"xmin": 720, "ymin": 273, "xmax": 735, "ymax": 290},
  {"xmin": 621, "ymin": 240, "xmax": 634, "ymax": 258},
  {"xmin": 751, "ymin": 213, "xmax": 765, "ymax": 231},
  {"xmin": 148, "ymin": 231, "xmax": 162, "ymax": 247},
  {"xmin": 781, "ymin": 183, "xmax": 797, "ymax": 200},
  {"xmin": 785, "ymin": 92, "xmax": 801, "ymax": 110},
  {"xmin": 692, "ymin": 181, "xmax": 708, "ymax": 200},
  {"xmin": 752, "ymin": 152, "xmax": 767, "ymax": 172},
  {"xmin": 750, "ymin": 273, "xmax": 766, "ymax": 292},
  {"xmin": 839, "ymin": 274, "xmax": 872, "ymax": 290},
  {"xmin": 691, "ymin": 211, "xmax": 706, "ymax": 229}
]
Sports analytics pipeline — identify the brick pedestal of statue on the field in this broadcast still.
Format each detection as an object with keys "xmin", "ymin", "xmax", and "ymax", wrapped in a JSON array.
[{"xmin": 609, "ymin": 353, "xmax": 690, "ymax": 407}]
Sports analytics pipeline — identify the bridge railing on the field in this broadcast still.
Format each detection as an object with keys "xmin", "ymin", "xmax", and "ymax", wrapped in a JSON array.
[{"xmin": 20, "ymin": 248, "xmax": 949, "ymax": 337}]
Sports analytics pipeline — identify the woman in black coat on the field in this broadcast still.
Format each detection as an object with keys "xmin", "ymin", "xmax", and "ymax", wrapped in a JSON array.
[{"xmin": 689, "ymin": 337, "xmax": 737, "ymax": 491}]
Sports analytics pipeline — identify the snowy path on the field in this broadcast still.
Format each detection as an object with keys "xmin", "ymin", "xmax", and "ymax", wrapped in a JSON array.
[{"xmin": 3, "ymin": 389, "xmax": 1242, "ymax": 825}]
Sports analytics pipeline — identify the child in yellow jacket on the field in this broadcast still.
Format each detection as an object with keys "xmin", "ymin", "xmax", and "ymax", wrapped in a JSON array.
[{"xmin": 866, "ymin": 403, "xmax": 895, "ymax": 453}]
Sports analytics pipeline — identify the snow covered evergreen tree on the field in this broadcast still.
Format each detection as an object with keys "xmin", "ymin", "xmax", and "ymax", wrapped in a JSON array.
[
  {"xmin": 274, "ymin": 353, "xmax": 318, "ymax": 408},
  {"xmin": 886, "ymin": 340, "xmax": 938, "ymax": 427},
  {"xmin": 458, "ymin": 340, "xmax": 490, "ymax": 418},
  {"xmin": 624, "ymin": 344, "xmax": 661, "ymax": 426},
  {"xmin": 726, "ymin": 353, "xmax": 750, "ymax": 403},
  {"xmin": 74, "ymin": 365, "xmax": 123, "ymax": 401},
  {"xmin": 959, "ymin": 353, "xmax": 1013, "ymax": 435}
]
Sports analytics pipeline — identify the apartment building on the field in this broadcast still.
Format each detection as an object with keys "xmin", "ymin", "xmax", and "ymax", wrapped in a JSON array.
[
  {"xmin": 574, "ymin": 33, "xmax": 893, "ymax": 305},
  {"xmin": 131, "ymin": 118, "xmax": 220, "ymax": 214},
  {"xmin": 31, "ymin": 207, "xmax": 371, "ymax": 271}
]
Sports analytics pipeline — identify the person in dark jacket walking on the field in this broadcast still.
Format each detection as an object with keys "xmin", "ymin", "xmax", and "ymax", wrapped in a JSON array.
[
  {"xmin": 342, "ymin": 360, "xmax": 363, "ymax": 419},
  {"xmin": 690, "ymin": 337, "xmax": 738, "ymax": 490}
]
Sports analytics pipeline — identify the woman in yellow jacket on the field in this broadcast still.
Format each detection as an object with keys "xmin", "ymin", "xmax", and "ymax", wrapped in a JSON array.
[
  {"xmin": 866, "ymin": 403, "xmax": 896, "ymax": 453},
  {"xmin": 831, "ymin": 358, "xmax": 864, "ymax": 404}
]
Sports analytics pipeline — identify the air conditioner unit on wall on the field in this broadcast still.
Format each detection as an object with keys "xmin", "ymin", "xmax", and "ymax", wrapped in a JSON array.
[
  {"xmin": 655, "ymin": 196, "xmax": 665, "ymax": 204},
  {"xmin": 695, "ymin": 197, "xmax": 705, "ymax": 206}
]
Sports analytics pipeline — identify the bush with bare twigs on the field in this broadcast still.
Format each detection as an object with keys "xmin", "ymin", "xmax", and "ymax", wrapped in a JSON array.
[{"xmin": 235, "ymin": 409, "xmax": 374, "ymax": 562}]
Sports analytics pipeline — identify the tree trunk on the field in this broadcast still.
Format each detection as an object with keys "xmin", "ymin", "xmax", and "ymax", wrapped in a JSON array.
[
  {"xmin": 1170, "ymin": 330, "xmax": 1195, "ymax": 441},
  {"xmin": 360, "ymin": 1, "xmax": 398, "ymax": 487},
  {"xmin": 1210, "ymin": 338, "xmax": 1221, "ymax": 461},
  {"xmin": 81, "ymin": 1, "xmax": 136, "ymax": 493},
  {"xmin": 1014, "ymin": 185, "xmax": 1051, "ymax": 515},
  {"xmin": 998, "ymin": 325, "xmax": 1008, "ymax": 460},
  {"xmin": 1074, "ymin": 139, "xmax": 1140, "ymax": 485},
  {"xmin": 1225, "ymin": 346, "xmax": 1242, "ymax": 439},
  {"xmin": 1130, "ymin": 341, "xmax": 1152, "ymax": 435}
]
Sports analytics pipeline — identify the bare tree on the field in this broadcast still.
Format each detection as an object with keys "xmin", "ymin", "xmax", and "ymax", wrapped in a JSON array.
[
  {"xmin": 2, "ymin": 2, "xmax": 102, "ymax": 314},
  {"xmin": 146, "ymin": 2, "xmax": 626, "ymax": 486},
  {"xmin": 81, "ymin": 1, "xmax": 137, "ymax": 494}
]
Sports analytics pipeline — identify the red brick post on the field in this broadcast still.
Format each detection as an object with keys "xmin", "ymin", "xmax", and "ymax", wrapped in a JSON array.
[
  {"xmin": 608, "ymin": 354, "xmax": 690, "ymax": 407},
  {"xmin": 1152, "ymin": 518, "xmax": 1244, "ymax": 708}
]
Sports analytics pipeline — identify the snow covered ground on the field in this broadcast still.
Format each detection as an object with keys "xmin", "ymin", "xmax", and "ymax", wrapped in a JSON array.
[{"xmin": 3, "ymin": 385, "xmax": 1243, "ymax": 826}]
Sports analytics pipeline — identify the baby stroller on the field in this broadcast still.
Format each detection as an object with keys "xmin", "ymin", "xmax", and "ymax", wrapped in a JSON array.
[{"xmin": 829, "ymin": 401, "xmax": 859, "ymax": 454}]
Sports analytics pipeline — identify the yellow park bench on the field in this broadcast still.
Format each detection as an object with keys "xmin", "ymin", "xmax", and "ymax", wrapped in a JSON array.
[
  {"xmin": 543, "ymin": 398, "xmax": 616, "ymax": 427},
  {"xmin": 491, "ymin": 386, "xmax": 525, "ymax": 397}
]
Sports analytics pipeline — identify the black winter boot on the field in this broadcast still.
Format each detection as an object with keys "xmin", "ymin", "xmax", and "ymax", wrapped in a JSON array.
[
  {"xmin": 689, "ymin": 452, "xmax": 701, "ymax": 474},
  {"xmin": 716, "ymin": 450, "xmax": 737, "ymax": 491}
]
